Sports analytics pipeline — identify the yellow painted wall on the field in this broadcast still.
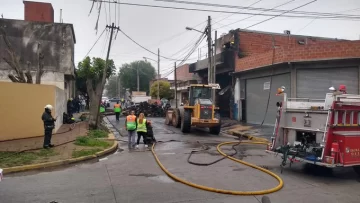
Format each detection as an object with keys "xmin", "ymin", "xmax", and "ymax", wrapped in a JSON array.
[{"xmin": 0, "ymin": 82, "xmax": 57, "ymax": 141}]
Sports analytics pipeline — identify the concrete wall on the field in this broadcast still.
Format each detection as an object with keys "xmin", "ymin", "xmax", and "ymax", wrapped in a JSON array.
[
  {"xmin": 0, "ymin": 82, "xmax": 64, "ymax": 141},
  {"xmin": 0, "ymin": 19, "xmax": 75, "ymax": 76}
]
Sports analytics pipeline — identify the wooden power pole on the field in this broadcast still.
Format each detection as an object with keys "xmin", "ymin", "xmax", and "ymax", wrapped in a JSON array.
[
  {"xmin": 207, "ymin": 16, "xmax": 212, "ymax": 85},
  {"xmin": 174, "ymin": 62, "xmax": 178, "ymax": 109}
]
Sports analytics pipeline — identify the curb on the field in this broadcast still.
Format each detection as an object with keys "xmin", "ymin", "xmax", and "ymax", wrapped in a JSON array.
[{"xmin": 2, "ymin": 133, "xmax": 118, "ymax": 175}]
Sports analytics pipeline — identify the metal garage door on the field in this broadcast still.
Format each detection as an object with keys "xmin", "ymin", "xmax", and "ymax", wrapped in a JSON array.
[
  {"xmin": 297, "ymin": 68, "xmax": 358, "ymax": 99},
  {"xmin": 246, "ymin": 73, "xmax": 291, "ymax": 125}
]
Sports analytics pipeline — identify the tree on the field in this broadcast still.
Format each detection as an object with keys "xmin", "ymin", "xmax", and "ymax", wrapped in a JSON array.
[
  {"xmin": 105, "ymin": 75, "xmax": 119, "ymax": 98},
  {"xmin": 150, "ymin": 80, "xmax": 174, "ymax": 99},
  {"xmin": 77, "ymin": 57, "xmax": 115, "ymax": 129},
  {"xmin": 119, "ymin": 60, "xmax": 156, "ymax": 94},
  {"xmin": 0, "ymin": 27, "xmax": 44, "ymax": 84}
]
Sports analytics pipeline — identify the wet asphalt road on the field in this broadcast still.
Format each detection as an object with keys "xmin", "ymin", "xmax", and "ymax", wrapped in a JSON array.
[{"xmin": 0, "ymin": 116, "xmax": 359, "ymax": 203}]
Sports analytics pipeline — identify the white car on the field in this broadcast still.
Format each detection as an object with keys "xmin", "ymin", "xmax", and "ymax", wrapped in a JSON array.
[{"xmin": 102, "ymin": 97, "xmax": 110, "ymax": 107}]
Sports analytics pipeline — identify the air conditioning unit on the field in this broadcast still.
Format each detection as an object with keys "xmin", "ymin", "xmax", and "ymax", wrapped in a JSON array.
[{"xmin": 283, "ymin": 30, "xmax": 291, "ymax": 35}]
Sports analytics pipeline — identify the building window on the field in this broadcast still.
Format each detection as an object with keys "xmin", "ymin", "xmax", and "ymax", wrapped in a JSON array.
[{"xmin": 64, "ymin": 82, "xmax": 68, "ymax": 89}]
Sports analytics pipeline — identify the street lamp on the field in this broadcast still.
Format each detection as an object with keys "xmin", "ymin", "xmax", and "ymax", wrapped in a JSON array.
[
  {"xmin": 185, "ymin": 26, "xmax": 205, "ymax": 34},
  {"xmin": 143, "ymin": 55, "xmax": 160, "ymax": 100}
]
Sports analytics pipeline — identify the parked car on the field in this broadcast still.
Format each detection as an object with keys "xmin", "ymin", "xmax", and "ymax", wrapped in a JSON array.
[{"xmin": 102, "ymin": 97, "xmax": 110, "ymax": 107}]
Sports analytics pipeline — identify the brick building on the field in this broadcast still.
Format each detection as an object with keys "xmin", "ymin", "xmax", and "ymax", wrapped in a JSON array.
[
  {"xmin": 231, "ymin": 30, "xmax": 360, "ymax": 125},
  {"xmin": 181, "ymin": 29, "xmax": 360, "ymax": 124}
]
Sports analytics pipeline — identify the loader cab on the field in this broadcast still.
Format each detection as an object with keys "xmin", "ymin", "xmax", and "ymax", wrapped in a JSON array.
[{"xmin": 188, "ymin": 85, "xmax": 212, "ymax": 106}]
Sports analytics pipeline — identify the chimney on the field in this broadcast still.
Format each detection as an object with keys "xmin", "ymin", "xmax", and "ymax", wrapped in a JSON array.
[{"xmin": 23, "ymin": 1, "xmax": 54, "ymax": 23}]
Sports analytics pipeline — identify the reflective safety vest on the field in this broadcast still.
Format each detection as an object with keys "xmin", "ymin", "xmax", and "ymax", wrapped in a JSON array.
[
  {"xmin": 137, "ymin": 119, "xmax": 147, "ymax": 132},
  {"xmin": 126, "ymin": 115, "xmax": 137, "ymax": 131},
  {"xmin": 114, "ymin": 104, "xmax": 121, "ymax": 112},
  {"xmin": 100, "ymin": 106, "xmax": 105, "ymax": 113}
]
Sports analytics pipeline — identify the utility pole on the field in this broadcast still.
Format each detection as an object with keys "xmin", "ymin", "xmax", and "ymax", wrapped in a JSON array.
[
  {"xmin": 174, "ymin": 62, "xmax": 178, "ymax": 109},
  {"xmin": 137, "ymin": 63, "xmax": 139, "ymax": 91},
  {"xmin": 157, "ymin": 48, "xmax": 160, "ymax": 100},
  {"xmin": 95, "ymin": 22, "xmax": 118, "ymax": 127},
  {"xmin": 207, "ymin": 16, "xmax": 212, "ymax": 85},
  {"xmin": 212, "ymin": 30, "xmax": 217, "ymax": 103}
]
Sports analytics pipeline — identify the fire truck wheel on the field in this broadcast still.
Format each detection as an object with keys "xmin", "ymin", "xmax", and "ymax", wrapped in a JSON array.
[
  {"xmin": 172, "ymin": 109, "xmax": 181, "ymax": 128},
  {"xmin": 209, "ymin": 113, "xmax": 221, "ymax": 135},
  {"xmin": 181, "ymin": 110, "xmax": 191, "ymax": 133},
  {"xmin": 354, "ymin": 166, "xmax": 360, "ymax": 176}
]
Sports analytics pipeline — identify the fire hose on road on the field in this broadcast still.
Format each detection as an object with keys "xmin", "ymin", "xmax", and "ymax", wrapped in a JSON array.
[
  {"xmin": 151, "ymin": 140, "xmax": 284, "ymax": 195},
  {"xmin": 104, "ymin": 116, "xmax": 284, "ymax": 195}
]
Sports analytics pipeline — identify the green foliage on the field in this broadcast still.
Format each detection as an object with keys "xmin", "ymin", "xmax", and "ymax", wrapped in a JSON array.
[
  {"xmin": 150, "ymin": 80, "xmax": 174, "ymax": 99},
  {"xmin": 119, "ymin": 60, "xmax": 156, "ymax": 93},
  {"xmin": 105, "ymin": 75, "xmax": 118, "ymax": 98},
  {"xmin": 77, "ymin": 57, "xmax": 116, "ymax": 90},
  {"xmin": 72, "ymin": 149, "xmax": 102, "ymax": 158},
  {"xmin": 74, "ymin": 136, "xmax": 110, "ymax": 148},
  {"xmin": 88, "ymin": 129, "xmax": 108, "ymax": 138},
  {"xmin": 0, "ymin": 149, "xmax": 58, "ymax": 168}
]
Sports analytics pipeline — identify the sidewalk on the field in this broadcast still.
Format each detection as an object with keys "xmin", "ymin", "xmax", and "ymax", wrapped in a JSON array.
[{"xmin": 0, "ymin": 122, "xmax": 88, "ymax": 152}]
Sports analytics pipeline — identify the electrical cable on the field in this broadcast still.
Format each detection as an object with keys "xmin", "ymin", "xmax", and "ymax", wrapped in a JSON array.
[
  {"xmin": 187, "ymin": 134, "xmax": 243, "ymax": 166},
  {"xmin": 92, "ymin": 0, "xmax": 360, "ymax": 20},
  {"xmin": 154, "ymin": 0, "xmax": 360, "ymax": 19},
  {"xmin": 83, "ymin": 28, "xmax": 106, "ymax": 60},
  {"xmin": 212, "ymin": 0, "xmax": 263, "ymax": 27},
  {"xmin": 295, "ymin": 7, "xmax": 360, "ymax": 34},
  {"xmin": 215, "ymin": 0, "xmax": 296, "ymax": 30},
  {"xmin": 118, "ymin": 28, "xmax": 193, "ymax": 61},
  {"xmin": 259, "ymin": 37, "xmax": 276, "ymax": 126},
  {"xmin": 244, "ymin": 0, "xmax": 317, "ymax": 30}
]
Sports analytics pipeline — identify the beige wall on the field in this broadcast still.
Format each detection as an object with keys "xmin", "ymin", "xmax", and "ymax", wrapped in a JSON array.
[{"xmin": 0, "ymin": 82, "xmax": 64, "ymax": 141}]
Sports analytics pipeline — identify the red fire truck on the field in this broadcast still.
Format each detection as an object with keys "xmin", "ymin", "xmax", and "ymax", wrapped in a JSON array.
[{"xmin": 267, "ymin": 87, "xmax": 360, "ymax": 176}]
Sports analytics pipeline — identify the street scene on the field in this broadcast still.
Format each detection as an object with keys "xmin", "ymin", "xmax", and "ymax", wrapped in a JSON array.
[{"xmin": 1, "ymin": 0, "xmax": 360, "ymax": 203}]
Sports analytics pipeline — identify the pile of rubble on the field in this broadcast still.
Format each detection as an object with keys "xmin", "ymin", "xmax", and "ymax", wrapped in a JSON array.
[{"xmin": 122, "ymin": 101, "xmax": 167, "ymax": 117}]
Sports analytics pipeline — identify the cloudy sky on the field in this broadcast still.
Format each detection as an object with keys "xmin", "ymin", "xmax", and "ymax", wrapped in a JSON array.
[{"xmin": 1, "ymin": 0, "xmax": 360, "ymax": 79}]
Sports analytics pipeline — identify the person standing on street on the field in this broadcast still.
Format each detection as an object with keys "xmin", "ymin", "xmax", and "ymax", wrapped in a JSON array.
[
  {"xmin": 125, "ymin": 110, "xmax": 137, "ymax": 150},
  {"xmin": 136, "ymin": 113, "xmax": 148, "ymax": 149},
  {"xmin": 42, "ymin": 105, "xmax": 56, "ymax": 149},
  {"xmin": 114, "ymin": 101, "xmax": 121, "ymax": 121}
]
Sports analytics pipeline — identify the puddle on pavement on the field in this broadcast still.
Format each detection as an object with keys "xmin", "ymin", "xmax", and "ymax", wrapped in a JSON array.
[{"xmin": 148, "ymin": 175, "xmax": 175, "ymax": 183}]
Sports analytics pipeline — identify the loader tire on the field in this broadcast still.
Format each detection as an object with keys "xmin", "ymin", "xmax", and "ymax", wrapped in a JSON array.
[
  {"xmin": 165, "ymin": 110, "xmax": 171, "ymax": 125},
  {"xmin": 209, "ymin": 112, "xmax": 221, "ymax": 135},
  {"xmin": 354, "ymin": 166, "xmax": 360, "ymax": 176},
  {"xmin": 172, "ymin": 108, "xmax": 181, "ymax": 128},
  {"xmin": 181, "ymin": 110, "xmax": 191, "ymax": 133}
]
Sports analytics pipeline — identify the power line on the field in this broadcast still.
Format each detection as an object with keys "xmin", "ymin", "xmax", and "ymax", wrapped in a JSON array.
[
  {"xmin": 119, "ymin": 28, "xmax": 196, "ymax": 61},
  {"xmin": 91, "ymin": 0, "xmax": 360, "ymax": 20},
  {"xmin": 244, "ymin": 0, "xmax": 317, "ymax": 29},
  {"xmin": 212, "ymin": 0, "xmax": 263, "ymax": 26},
  {"xmin": 83, "ymin": 28, "xmax": 106, "ymax": 60},
  {"xmin": 295, "ymin": 7, "xmax": 360, "ymax": 34},
  {"xmin": 155, "ymin": 0, "xmax": 360, "ymax": 19},
  {"xmin": 215, "ymin": 0, "xmax": 296, "ymax": 30}
]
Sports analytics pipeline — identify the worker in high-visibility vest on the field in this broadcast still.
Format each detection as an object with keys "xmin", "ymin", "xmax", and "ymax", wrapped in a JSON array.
[
  {"xmin": 136, "ymin": 113, "xmax": 148, "ymax": 149},
  {"xmin": 125, "ymin": 110, "xmax": 137, "ymax": 150},
  {"xmin": 114, "ymin": 101, "xmax": 121, "ymax": 121}
]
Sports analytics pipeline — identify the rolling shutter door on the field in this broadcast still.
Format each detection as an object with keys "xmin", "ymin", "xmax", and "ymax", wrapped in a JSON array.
[
  {"xmin": 297, "ymin": 68, "xmax": 358, "ymax": 99},
  {"xmin": 246, "ymin": 73, "xmax": 291, "ymax": 125}
]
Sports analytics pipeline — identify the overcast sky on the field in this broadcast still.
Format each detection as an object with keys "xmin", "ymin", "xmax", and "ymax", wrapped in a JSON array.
[{"xmin": 1, "ymin": 0, "xmax": 360, "ymax": 79}]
